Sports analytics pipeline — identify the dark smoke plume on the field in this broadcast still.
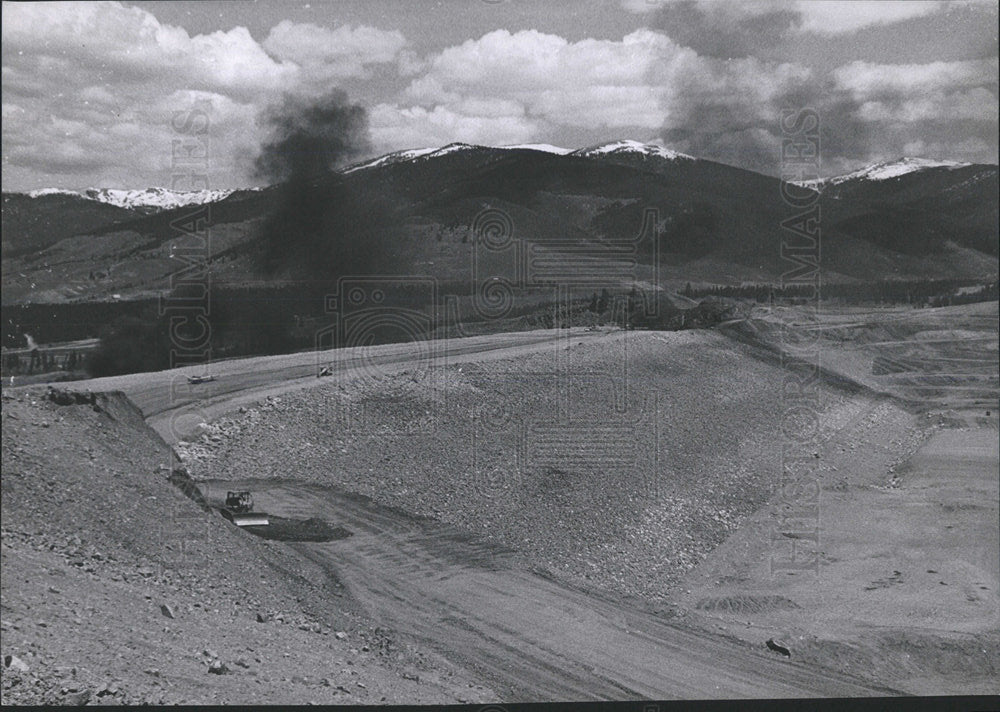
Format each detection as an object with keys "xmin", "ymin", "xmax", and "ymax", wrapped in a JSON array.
[
  {"xmin": 254, "ymin": 90, "xmax": 393, "ymax": 279},
  {"xmin": 255, "ymin": 89, "xmax": 369, "ymax": 185}
]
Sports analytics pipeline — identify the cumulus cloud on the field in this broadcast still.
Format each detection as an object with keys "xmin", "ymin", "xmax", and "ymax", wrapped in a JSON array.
[
  {"xmin": 657, "ymin": 53, "xmax": 998, "ymax": 174},
  {"xmin": 633, "ymin": 0, "xmax": 949, "ymax": 44},
  {"xmin": 794, "ymin": 1, "xmax": 947, "ymax": 35},
  {"xmin": 374, "ymin": 27, "xmax": 821, "ymax": 171},
  {"xmin": 820, "ymin": 57, "xmax": 999, "ymax": 168},
  {"xmin": 2, "ymin": 2, "xmax": 297, "ymax": 100},
  {"xmin": 262, "ymin": 21, "xmax": 407, "ymax": 83},
  {"xmin": 0, "ymin": 2, "xmax": 405, "ymax": 189},
  {"xmin": 377, "ymin": 28, "xmax": 768, "ymax": 150},
  {"xmin": 633, "ymin": 1, "xmax": 999, "ymax": 175},
  {"xmin": 370, "ymin": 102, "xmax": 538, "ymax": 149},
  {"xmin": 2, "ymin": 0, "xmax": 996, "ymax": 189},
  {"xmin": 833, "ymin": 58, "xmax": 998, "ymax": 98}
]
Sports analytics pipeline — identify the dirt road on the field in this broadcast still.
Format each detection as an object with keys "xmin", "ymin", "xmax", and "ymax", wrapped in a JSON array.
[
  {"xmin": 78, "ymin": 329, "xmax": 605, "ymax": 444},
  {"xmin": 198, "ymin": 479, "xmax": 891, "ymax": 700}
]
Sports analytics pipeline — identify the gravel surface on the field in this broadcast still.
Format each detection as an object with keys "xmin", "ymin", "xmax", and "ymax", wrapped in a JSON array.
[
  {"xmin": 179, "ymin": 330, "xmax": 866, "ymax": 602},
  {"xmin": 0, "ymin": 388, "xmax": 495, "ymax": 705}
]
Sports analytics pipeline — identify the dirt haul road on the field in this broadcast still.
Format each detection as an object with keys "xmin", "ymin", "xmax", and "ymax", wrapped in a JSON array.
[
  {"xmin": 82, "ymin": 327, "xmax": 894, "ymax": 699},
  {"xmin": 199, "ymin": 479, "xmax": 889, "ymax": 700},
  {"xmin": 81, "ymin": 329, "xmax": 601, "ymax": 445}
]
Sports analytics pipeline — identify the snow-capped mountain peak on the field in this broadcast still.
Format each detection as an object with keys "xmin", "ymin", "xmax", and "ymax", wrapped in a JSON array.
[
  {"xmin": 342, "ymin": 140, "xmax": 674, "ymax": 175},
  {"xmin": 500, "ymin": 143, "xmax": 573, "ymax": 155},
  {"xmin": 342, "ymin": 146, "xmax": 441, "ymax": 173},
  {"xmin": 23, "ymin": 186, "xmax": 240, "ymax": 210},
  {"xmin": 341, "ymin": 144, "xmax": 483, "ymax": 173},
  {"xmin": 427, "ymin": 142, "xmax": 478, "ymax": 157},
  {"xmin": 343, "ymin": 141, "xmax": 572, "ymax": 173},
  {"xmin": 26, "ymin": 188, "xmax": 81, "ymax": 199},
  {"xmin": 572, "ymin": 140, "xmax": 695, "ymax": 161},
  {"xmin": 827, "ymin": 157, "xmax": 972, "ymax": 185},
  {"xmin": 84, "ymin": 187, "xmax": 237, "ymax": 210}
]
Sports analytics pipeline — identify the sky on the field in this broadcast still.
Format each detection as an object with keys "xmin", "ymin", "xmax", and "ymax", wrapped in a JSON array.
[{"xmin": 2, "ymin": 0, "xmax": 997, "ymax": 191}]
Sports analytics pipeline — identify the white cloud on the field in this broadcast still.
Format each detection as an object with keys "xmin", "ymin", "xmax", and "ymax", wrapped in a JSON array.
[
  {"xmin": 2, "ymin": 2, "xmax": 298, "ymax": 100},
  {"xmin": 856, "ymin": 87, "xmax": 998, "ymax": 123},
  {"xmin": 397, "ymin": 48, "xmax": 428, "ymax": 77},
  {"xmin": 370, "ymin": 103, "xmax": 538, "ymax": 150},
  {"xmin": 372, "ymin": 29, "xmax": 679, "ymax": 148},
  {"xmin": 1, "ymin": 103, "xmax": 26, "ymax": 120},
  {"xmin": 813, "ymin": 56, "xmax": 999, "ymax": 170},
  {"xmin": 626, "ymin": 0, "xmax": 948, "ymax": 34},
  {"xmin": 369, "ymin": 27, "xmax": 820, "ymax": 161},
  {"xmin": 369, "ymin": 27, "xmax": 818, "ymax": 156},
  {"xmin": 832, "ymin": 57, "xmax": 998, "ymax": 130},
  {"xmin": 2, "ymin": 0, "xmax": 994, "ymax": 189},
  {"xmin": 262, "ymin": 21, "xmax": 407, "ymax": 82},
  {"xmin": 409, "ymin": 29, "xmax": 675, "ymax": 97},
  {"xmin": 833, "ymin": 58, "xmax": 999, "ymax": 98},
  {"xmin": 794, "ymin": 1, "xmax": 946, "ymax": 34},
  {"xmin": 0, "ymin": 2, "xmax": 409, "ymax": 189}
]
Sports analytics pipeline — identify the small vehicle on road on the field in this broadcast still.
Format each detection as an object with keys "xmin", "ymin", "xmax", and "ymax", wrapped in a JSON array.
[
  {"xmin": 220, "ymin": 490, "xmax": 269, "ymax": 527},
  {"xmin": 187, "ymin": 374, "xmax": 216, "ymax": 384}
]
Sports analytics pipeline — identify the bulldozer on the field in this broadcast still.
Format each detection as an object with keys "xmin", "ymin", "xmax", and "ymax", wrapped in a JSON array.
[{"xmin": 220, "ymin": 491, "xmax": 269, "ymax": 527}]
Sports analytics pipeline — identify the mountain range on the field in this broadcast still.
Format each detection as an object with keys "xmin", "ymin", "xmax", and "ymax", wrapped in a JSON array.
[
  {"xmin": 2, "ymin": 141, "xmax": 997, "ymax": 305},
  {"xmin": 25, "ymin": 187, "xmax": 244, "ymax": 211},
  {"xmin": 797, "ymin": 157, "xmax": 973, "ymax": 189}
]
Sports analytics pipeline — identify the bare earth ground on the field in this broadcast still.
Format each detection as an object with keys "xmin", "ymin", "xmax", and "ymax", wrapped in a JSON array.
[
  {"xmin": 0, "ymin": 391, "xmax": 495, "ymax": 704},
  {"xmin": 679, "ymin": 410, "xmax": 999, "ymax": 695},
  {"xmin": 177, "ymin": 329, "xmax": 915, "ymax": 602},
  {"xmin": 2, "ymin": 304, "xmax": 998, "ymax": 701},
  {"xmin": 684, "ymin": 301, "xmax": 1000, "ymax": 695},
  {"xmin": 193, "ymin": 479, "xmax": 884, "ymax": 699}
]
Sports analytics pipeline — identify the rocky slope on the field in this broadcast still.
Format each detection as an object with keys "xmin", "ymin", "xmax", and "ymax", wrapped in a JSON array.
[
  {"xmin": 0, "ymin": 387, "xmax": 494, "ymax": 705},
  {"xmin": 173, "ymin": 329, "xmax": 923, "ymax": 603}
]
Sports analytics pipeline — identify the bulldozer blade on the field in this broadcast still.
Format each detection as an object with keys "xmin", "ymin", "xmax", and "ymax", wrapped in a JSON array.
[{"xmin": 221, "ymin": 510, "xmax": 269, "ymax": 527}]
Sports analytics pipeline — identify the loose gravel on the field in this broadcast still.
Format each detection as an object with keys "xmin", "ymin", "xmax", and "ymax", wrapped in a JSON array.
[{"xmin": 179, "ymin": 330, "xmax": 871, "ymax": 601}]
